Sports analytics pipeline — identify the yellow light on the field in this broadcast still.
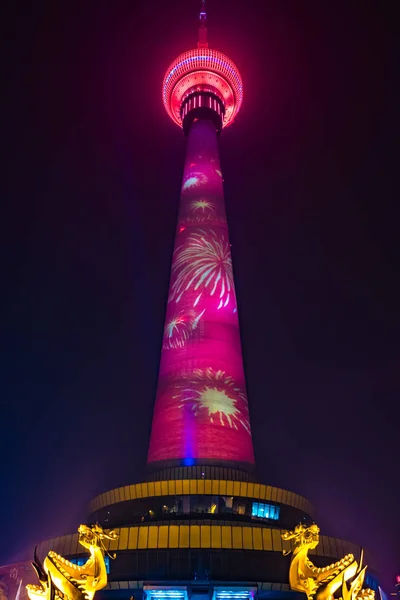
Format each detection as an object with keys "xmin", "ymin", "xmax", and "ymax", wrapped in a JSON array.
[
  {"xmin": 281, "ymin": 524, "xmax": 375, "ymax": 600},
  {"xmin": 26, "ymin": 525, "xmax": 118, "ymax": 600}
]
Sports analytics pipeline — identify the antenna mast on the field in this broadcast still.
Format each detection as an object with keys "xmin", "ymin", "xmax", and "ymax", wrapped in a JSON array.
[{"xmin": 198, "ymin": 0, "xmax": 208, "ymax": 48}]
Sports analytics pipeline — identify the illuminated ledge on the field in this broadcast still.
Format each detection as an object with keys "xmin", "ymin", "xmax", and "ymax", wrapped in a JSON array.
[
  {"xmin": 139, "ymin": 587, "xmax": 258, "ymax": 600},
  {"xmin": 102, "ymin": 582, "xmax": 291, "ymax": 593},
  {"xmin": 89, "ymin": 480, "xmax": 315, "ymax": 518},
  {"xmin": 144, "ymin": 586, "xmax": 188, "ymax": 600},
  {"xmin": 213, "ymin": 586, "xmax": 257, "ymax": 600},
  {"xmin": 36, "ymin": 524, "xmax": 361, "ymax": 559}
]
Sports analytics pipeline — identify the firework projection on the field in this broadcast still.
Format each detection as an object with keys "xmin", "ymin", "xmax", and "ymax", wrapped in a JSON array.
[
  {"xmin": 187, "ymin": 199, "xmax": 216, "ymax": 222},
  {"xmin": 163, "ymin": 309, "xmax": 205, "ymax": 349},
  {"xmin": 147, "ymin": 119, "xmax": 255, "ymax": 467},
  {"xmin": 176, "ymin": 369, "xmax": 251, "ymax": 434},
  {"xmin": 170, "ymin": 229, "xmax": 234, "ymax": 308}
]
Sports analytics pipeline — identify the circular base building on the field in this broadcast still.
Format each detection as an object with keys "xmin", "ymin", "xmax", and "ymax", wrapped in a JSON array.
[{"xmin": 34, "ymin": 466, "xmax": 380, "ymax": 600}]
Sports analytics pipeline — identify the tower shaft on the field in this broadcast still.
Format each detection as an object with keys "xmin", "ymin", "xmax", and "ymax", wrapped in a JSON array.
[{"xmin": 147, "ymin": 119, "xmax": 255, "ymax": 471}]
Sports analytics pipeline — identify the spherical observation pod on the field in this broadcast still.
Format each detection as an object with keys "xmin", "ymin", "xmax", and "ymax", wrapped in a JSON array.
[{"xmin": 162, "ymin": 48, "xmax": 243, "ymax": 129}]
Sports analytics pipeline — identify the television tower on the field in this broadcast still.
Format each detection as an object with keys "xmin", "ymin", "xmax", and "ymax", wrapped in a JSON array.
[
  {"xmin": 147, "ymin": 1, "xmax": 253, "ymax": 473},
  {"xmin": 1, "ymin": 6, "xmax": 382, "ymax": 600}
]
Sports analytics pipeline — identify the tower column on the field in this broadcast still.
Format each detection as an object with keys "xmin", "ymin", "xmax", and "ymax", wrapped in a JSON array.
[{"xmin": 147, "ymin": 118, "xmax": 255, "ymax": 471}]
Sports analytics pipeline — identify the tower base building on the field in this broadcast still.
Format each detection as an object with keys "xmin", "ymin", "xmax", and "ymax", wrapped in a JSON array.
[{"xmin": 32, "ymin": 468, "xmax": 380, "ymax": 600}]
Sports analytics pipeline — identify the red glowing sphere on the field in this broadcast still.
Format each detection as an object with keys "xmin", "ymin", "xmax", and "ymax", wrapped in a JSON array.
[{"xmin": 162, "ymin": 48, "xmax": 243, "ymax": 129}]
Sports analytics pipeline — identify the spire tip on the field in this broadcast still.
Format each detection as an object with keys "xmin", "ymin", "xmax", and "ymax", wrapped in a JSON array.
[{"xmin": 198, "ymin": 0, "xmax": 208, "ymax": 48}]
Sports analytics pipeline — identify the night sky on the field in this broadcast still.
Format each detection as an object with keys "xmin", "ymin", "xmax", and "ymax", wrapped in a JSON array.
[{"xmin": 1, "ymin": 0, "xmax": 399, "ymax": 592}]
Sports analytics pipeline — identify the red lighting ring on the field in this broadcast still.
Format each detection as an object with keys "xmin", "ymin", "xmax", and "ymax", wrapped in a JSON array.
[{"xmin": 162, "ymin": 48, "xmax": 243, "ymax": 129}]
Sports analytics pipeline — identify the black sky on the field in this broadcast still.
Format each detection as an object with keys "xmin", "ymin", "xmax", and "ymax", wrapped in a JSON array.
[{"xmin": 1, "ymin": 0, "xmax": 399, "ymax": 592}]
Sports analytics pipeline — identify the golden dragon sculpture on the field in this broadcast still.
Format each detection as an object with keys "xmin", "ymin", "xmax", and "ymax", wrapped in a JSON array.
[
  {"xmin": 26, "ymin": 524, "xmax": 118, "ymax": 600},
  {"xmin": 281, "ymin": 523, "xmax": 375, "ymax": 600}
]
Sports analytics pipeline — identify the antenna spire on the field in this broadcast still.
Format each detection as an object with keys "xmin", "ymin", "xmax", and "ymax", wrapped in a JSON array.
[{"xmin": 198, "ymin": 0, "xmax": 208, "ymax": 48}]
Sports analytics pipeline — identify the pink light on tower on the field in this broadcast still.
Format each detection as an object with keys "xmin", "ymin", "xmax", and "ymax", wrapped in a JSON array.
[{"xmin": 147, "ymin": 1, "xmax": 254, "ymax": 471}]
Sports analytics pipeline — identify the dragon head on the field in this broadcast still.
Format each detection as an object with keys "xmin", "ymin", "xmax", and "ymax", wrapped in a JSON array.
[
  {"xmin": 78, "ymin": 524, "xmax": 118, "ymax": 551},
  {"xmin": 282, "ymin": 523, "xmax": 320, "ymax": 555}
]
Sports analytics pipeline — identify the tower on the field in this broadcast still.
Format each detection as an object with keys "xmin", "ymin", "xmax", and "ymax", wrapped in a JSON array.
[
  {"xmin": 147, "ymin": 1, "xmax": 254, "ymax": 475},
  {"xmin": 6, "ymin": 6, "xmax": 382, "ymax": 600}
]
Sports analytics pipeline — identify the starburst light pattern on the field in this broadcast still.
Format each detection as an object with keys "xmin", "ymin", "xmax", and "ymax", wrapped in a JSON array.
[
  {"xmin": 189, "ymin": 199, "xmax": 216, "ymax": 213},
  {"xmin": 182, "ymin": 172, "xmax": 208, "ymax": 191},
  {"xmin": 163, "ymin": 309, "xmax": 205, "ymax": 349},
  {"xmin": 175, "ymin": 368, "xmax": 250, "ymax": 433},
  {"xmin": 170, "ymin": 229, "xmax": 235, "ymax": 309}
]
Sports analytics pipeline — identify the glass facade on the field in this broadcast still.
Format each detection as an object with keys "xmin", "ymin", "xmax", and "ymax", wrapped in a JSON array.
[
  {"xmin": 143, "ymin": 496, "xmax": 280, "ymax": 521},
  {"xmin": 251, "ymin": 502, "xmax": 280, "ymax": 520},
  {"xmin": 140, "ymin": 495, "xmax": 279, "ymax": 521},
  {"xmin": 99, "ymin": 495, "xmax": 281, "ymax": 526}
]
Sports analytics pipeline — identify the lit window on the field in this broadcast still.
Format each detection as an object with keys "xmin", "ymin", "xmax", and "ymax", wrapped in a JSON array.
[
  {"xmin": 223, "ymin": 496, "xmax": 233, "ymax": 509},
  {"xmin": 251, "ymin": 502, "xmax": 280, "ymax": 520},
  {"xmin": 144, "ymin": 588, "xmax": 188, "ymax": 600}
]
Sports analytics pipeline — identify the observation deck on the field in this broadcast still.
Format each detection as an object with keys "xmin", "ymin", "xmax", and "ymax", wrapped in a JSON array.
[{"xmin": 162, "ymin": 48, "xmax": 243, "ymax": 133}]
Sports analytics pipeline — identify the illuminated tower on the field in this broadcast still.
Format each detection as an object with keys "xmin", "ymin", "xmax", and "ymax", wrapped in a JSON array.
[
  {"xmin": 6, "ymin": 6, "xmax": 382, "ymax": 600},
  {"xmin": 147, "ymin": 1, "xmax": 254, "ymax": 473}
]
